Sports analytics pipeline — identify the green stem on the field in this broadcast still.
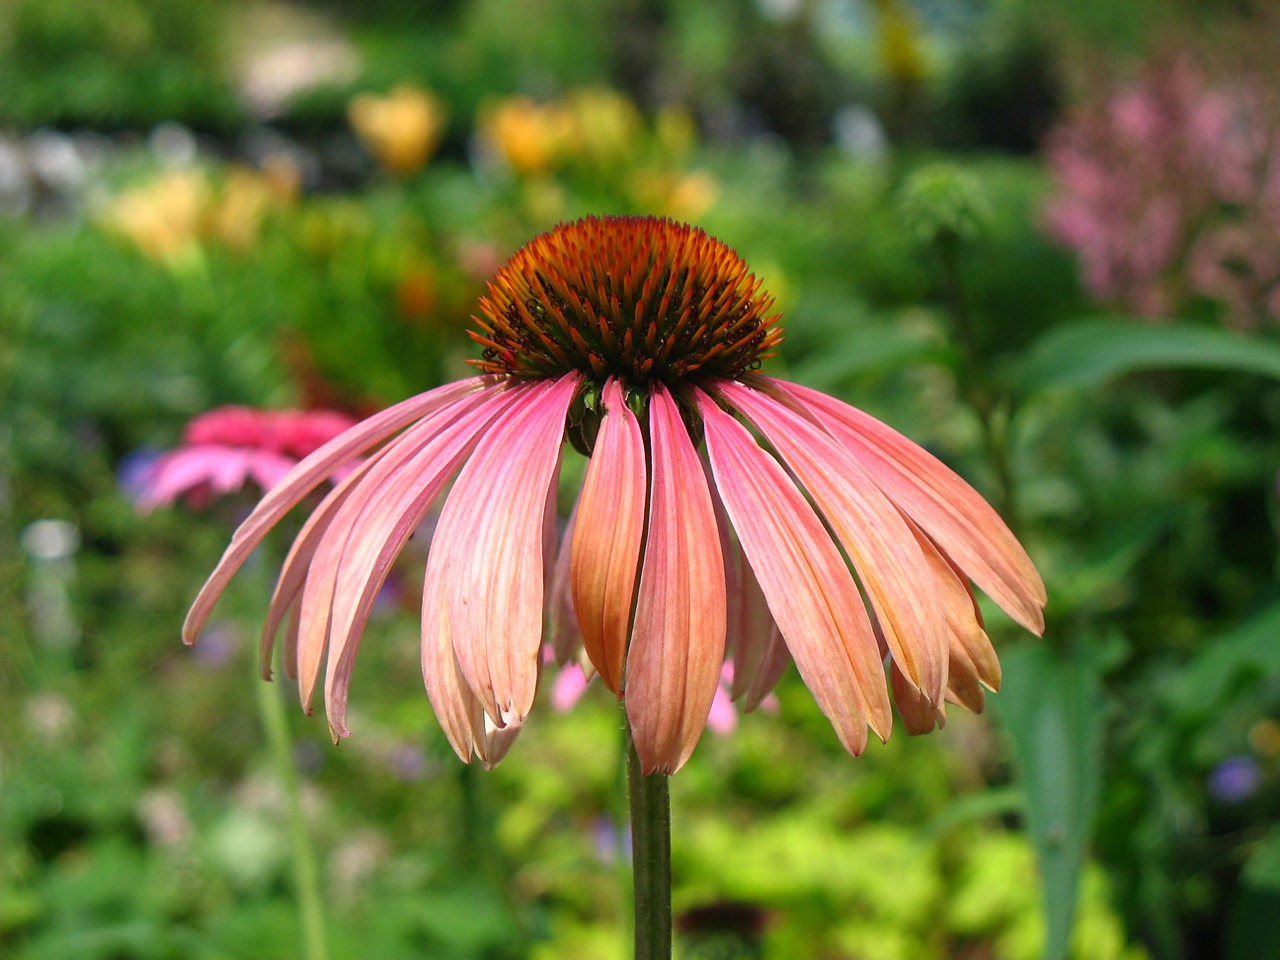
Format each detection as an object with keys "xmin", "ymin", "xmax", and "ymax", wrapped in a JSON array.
[
  {"xmin": 255, "ymin": 669, "xmax": 329, "ymax": 960},
  {"xmin": 936, "ymin": 232, "xmax": 1021, "ymax": 532},
  {"xmin": 626, "ymin": 722, "xmax": 672, "ymax": 960},
  {"xmin": 456, "ymin": 761, "xmax": 535, "ymax": 952}
]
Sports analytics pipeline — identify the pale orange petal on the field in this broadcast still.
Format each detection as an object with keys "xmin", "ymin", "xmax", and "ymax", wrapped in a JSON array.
[
  {"xmin": 625, "ymin": 385, "xmax": 726, "ymax": 774},
  {"xmin": 184, "ymin": 377, "xmax": 489, "ymax": 644},
  {"xmin": 322, "ymin": 391, "xmax": 521, "ymax": 735},
  {"xmin": 723, "ymin": 382, "xmax": 947, "ymax": 705},
  {"xmin": 571, "ymin": 379, "xmax": 647, "ymax": 696},
  {"xmin": 762, "ymin": 377, "xmax": 1046, "ymax": 634},
  {"xmin": 698, "ymin": 389, "xmax": 891, "ymax": 754},
  {"xmin": 891, "ymin": 661, "xmax": 946, "ymax": 735},
  {"xmin": 435, "ymin": 375, "xmax": 578, "ymax": 724}
]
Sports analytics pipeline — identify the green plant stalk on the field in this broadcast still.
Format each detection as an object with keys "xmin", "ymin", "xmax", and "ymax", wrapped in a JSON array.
[
  {"xmin": 935, "ymin": 231, "xmax": 1020, "ymax": 532},
  {"xmin": 626, "ymin": 722, "xmax": 672, "ymax": 960},
  {"xmin": 456, "ymin": 761, "xmax": 534, "ymax": 952},
  {"xmin": 255, "ymin": 668, "xmax": 329, "ymax": 960}
]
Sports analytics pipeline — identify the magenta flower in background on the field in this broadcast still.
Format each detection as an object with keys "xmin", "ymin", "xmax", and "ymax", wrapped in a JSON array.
[
  {"xmin": 183, "ymin": 216, "xmax": 1045, "ymax": 774},
  {"xmin": 1044, "ymin": 52, "xmax": 1280, "ymax": 326},
  {"xmin": 138, "ymin": 406, "xmax": 358, "ymax": 509},
  {"xmin": 549, "ymin": 655, "xmax": 777, "ymax": 736}
]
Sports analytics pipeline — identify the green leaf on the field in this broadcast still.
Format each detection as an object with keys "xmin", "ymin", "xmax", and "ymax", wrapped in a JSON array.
[
  {"xmin": 1163, "ymin": 600, "xmax": 1280, "ymax": 718},
  {"xmin": 1225, "ymin": 827, "xmax": 1280, "ymax": 960},
  {"xmin": 1016, "ymin": 319, "xmax": 1280, "ymax": 392},
  {"xmin": 990, "ymin": 638, "xmax": 1105, "ymax": 960}
]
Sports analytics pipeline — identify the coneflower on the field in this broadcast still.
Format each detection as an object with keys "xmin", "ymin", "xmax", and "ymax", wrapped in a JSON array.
[{"xmin": 186, "ymin": 215, "xmax": 1043, "ymax": 771}]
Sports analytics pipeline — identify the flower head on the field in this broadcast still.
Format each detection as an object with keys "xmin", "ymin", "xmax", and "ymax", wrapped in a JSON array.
[
  {"xmin": 139, "ymin": 406, "xmax": 357, "ymax": 510},
  {"xmin": 184, "ymin": 216, "xmax": 1045, "ymax": 774}
]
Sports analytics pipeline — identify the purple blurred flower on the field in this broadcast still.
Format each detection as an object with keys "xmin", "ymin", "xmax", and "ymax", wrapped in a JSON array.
[
  {"xmin": 387, "ymin": 742, "xmax": 428, "ymax": 781},
  {"xmin": 118, "ymin": 446, "xmax": 165, "ymax": 501},
  {"xmin": 190, "ymin": 621, "xmax": 240, "ymax": 668},
  {"xmin": 1208, "ymin": 755, "xmax": 1261, "ymax": 803},
  {"xmin": 592, "ymin": 815, "xmax": 631, "ymax": 865}
]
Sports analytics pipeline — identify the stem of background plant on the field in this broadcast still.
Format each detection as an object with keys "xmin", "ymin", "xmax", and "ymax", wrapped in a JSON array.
[
  {"xmin": 626, "ymin": 721, "xmax": 672, "ymax": 960},
  {"xmin": 456, "ymin": 761, "xmax": 534, "ymax": 952},
  {"xmin": 254, "ymin": 660, "xmax": 329, "ymax": 960},
  {"xmin": 935, "ymin": 230, "xmax": 1021, "ymax": 532}
]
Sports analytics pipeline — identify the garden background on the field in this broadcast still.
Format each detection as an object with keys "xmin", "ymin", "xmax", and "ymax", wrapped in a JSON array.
[{"xmin": 3, "ymin": 0, "xmax": 1280, "ymax": 957}]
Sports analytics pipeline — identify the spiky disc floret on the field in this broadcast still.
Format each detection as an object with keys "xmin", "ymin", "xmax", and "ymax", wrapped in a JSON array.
[{"xmin": 469, "ymin": 216, "xmax": 783, "ymax": 386}]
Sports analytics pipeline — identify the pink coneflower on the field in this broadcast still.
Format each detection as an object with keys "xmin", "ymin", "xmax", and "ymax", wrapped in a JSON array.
[
  {"xmin": 184, "ymin": 216, "xmax": 1044, "ymax": 774},
  {"xmin": 139, "ymin": 406, "xmax": 358, "ymax": 509}
]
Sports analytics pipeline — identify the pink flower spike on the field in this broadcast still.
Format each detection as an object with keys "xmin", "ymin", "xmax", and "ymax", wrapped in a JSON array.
[
  {"xmin": 721, "ymin": 381, "xmax": 948, "ymax": 705},
  {"xmin": 698, "ymin": 388, "xmax": 891, "ymax": 754},
  {"xmin": 625, "ymin": 385, "xmax": 727, "ymax": 774},
  {"xmin": 571, "ymin": 379, "xmax": 647, "ymax": 695},
  {"xmin": 183, "ymin": 377, "xmax": 488, "ymax": 645},
  {"xmin": 706, "ymin": 683, "xmax": 739, "ymax": 736},
  {"xmin": 551, "ymin": 662, "xmax": 591, "ymax": 712},
  {"xmin": 432, "ymin": 375, "xmax": 579, "ymax": 725},
  {"xmin": 766, "ymin": 378, "xmax": 1046, "ymax": 634}
]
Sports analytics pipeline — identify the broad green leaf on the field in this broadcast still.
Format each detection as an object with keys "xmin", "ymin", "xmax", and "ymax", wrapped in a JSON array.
[
  {"xmin": 990, "ymin": 638, "xmax": 1105, "ymax": 960},
  {"xmin": 1224, "ymin": 827, "xmax": 1280, "ymax": 960},
  {"xmin": 1163, "ymin": 600, "xmax": 1280, "ymax": 718},
  {"xmin": 1017, "ymin": 319, "xmax": 1280, "ymax": 392}
]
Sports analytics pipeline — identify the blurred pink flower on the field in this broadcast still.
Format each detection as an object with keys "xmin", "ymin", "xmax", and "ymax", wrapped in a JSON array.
[
  {"xmin": 138, "ymin": 406, "xmax": 357, "ymax": 509},
  {"xmin": 1044, "ymin": 52, "xmax": 1280, "ymax": 326},
  {"xmin": 548, "ymin": 656, "xmax": 777, "ymax": 736},
  {"xmin": 183, "ymin": 217, "xmax": 1044, "ymax": 774}
]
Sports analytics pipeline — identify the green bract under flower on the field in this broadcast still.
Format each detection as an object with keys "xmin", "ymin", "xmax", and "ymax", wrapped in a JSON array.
[{"xmin": 469, "ymin": 215, "xmax": 783, "ymax": 385}]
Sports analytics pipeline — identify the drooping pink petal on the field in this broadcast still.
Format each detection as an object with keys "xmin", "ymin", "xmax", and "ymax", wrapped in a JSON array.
[
  {"xmin": 322, "ymin": 390, "xmax": 523, "ymax": 736},
  {"xmin": 892, "ymin": 662, "xmax": 946, "ymax": 735},
  {"xmin": 281, "ymin": 389, "xmax": 508, "ymax": 712},
  {"xmin": 625, "ymin": 385, "xmax": 726, "ymax": 774},
  {"xmin": 571, "ymin": 379, "xmax": 647, "ymax": 696},
  {"xmin": 259, "ymin": 450, "xmax": 383, "ymax": 687},
  {"xmin": 433, "ymin": 374, "xmax": 579, "ymax": 725},
  {"xmin": 421, "ymin": 551, "xmax": 491, "ymax": 763},
  {"xmin": 698, "ymin": 389, "xmax": 892, "ymax": 755},
  {"xmin": 722, "ymin": 531, "xmax": 788, "ymax": 709},
  {"xmin": 739, "ymin": 622, "xmax": 790, "ymax": 713},
  {"xmin": 721, "ymin": 381, "xmax": 947, "ymax": 705},
  {"xmin": 548, "ymin": 505, "xmax": 582, "ymax": 665},
  {"xmin": 762, "ymin": 377, "xmax": 1046, "ymax": 634},
  {"xmin": 909, "ymin": 525, "xmax": 1001, "ymax": 712},
  {"xmin": 183, "ymin": 377, "xmax": 491, "ymax": 644},
  {"xmin": 705, "ymin": 472, "xmax": 779, "ymax": 705}
]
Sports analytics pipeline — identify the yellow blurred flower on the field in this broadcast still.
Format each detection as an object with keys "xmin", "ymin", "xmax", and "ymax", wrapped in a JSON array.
[
  {"xmin": 870, "ymin": 0, "xmax": 926, "ymax": 89},
  {"xmin": 103, "ymin": 163, "xmax": 298, "ymax": 267},
  {"xmin": 654, "ymin": 104, "xmax": 697, "ymax": 160},
  {"xmin": 103, "ymin": 170, "xmax": 209, "ymax": 269},
  {"xmin": 561, "ymin": 87, "xmax": 641, "ymax": 167},
  {"xmin": 480, "ymin": 96, "xmax": 573, "ymax": 175},
  {"xmin": 213, "ymin": 159, "xmax": 300, "ymax": 251},
  {"xmin": 348, "ymin": 85, "xmax": 447, "ymax": 176},
  {"xmin": 628, "ymin": 169, "xmax": 720, "ymax": 221}
]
